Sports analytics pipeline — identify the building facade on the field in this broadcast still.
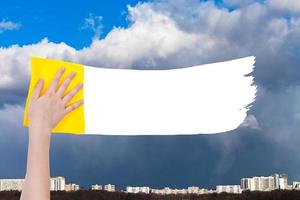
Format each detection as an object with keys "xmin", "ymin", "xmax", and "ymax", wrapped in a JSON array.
[
  {"xmin": 50, "ymin": 177, "xmax": 66, "ymax": 191},
  {"xmin": 65, "ymin": 183, "xmax": 80, "ymax": 192},
  {"xmin": 273, "ymin": 174, "xmax": 280, "ymax": 189},
  {"xmin": 126, "ymin": 186, "xmax": 150, "ymax": 194},
  {"xmin": 278, "ymin": 174, "xmax": 288, "ymax": 189},
  {"xmin": 104, "ymin": 184, "xmax": 115, "ymax": 192},
  {"xmin": 259, "ymin": 176, "xmax": 275, "ymax": 191},
  {"xmin": 293, "ymin": 182, "xmax": 300, "ymax": 190},
  {"xmin": 241, "ymin": 174, "xmax": 288, "ymax": 191},
  {"xmin": 151, "ymin": 187, "xmax": 216, "ymax": 195},
  {"xmin": 187, "ymin": 186, "xmax": 200, "ymax": 194},
  {"xmin": 241, "ymin": 178, "xmax": 251, "ymax": 190},
  {"xmin": 91, "ymin": 184, "xmax": 103, "ymax": 190},
  {"xmin": 0, "ymin": 179, "xmax": 24, "ymax": 191},
  {"xmin": 216, "ymin": 185, "xmax": 241, "ymax": 194}
]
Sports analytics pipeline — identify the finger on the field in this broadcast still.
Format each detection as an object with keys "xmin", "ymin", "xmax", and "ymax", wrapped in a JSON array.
[
  {"xmin": 47, "ymin": 67, "xmax": 65, "ymax": 94},
  {"xmin": 65, "ymin": 99, "xmax": 84, "ymax": 114},
  {"xmin": 62, "ymin": 83, "xmax": 83, "ymax": 104},
  {"xmin": 56, "ymin": 72, "xmax": 76, "ymax": 97},
  {"xmin": 31, "ymin": 79, "xmax": 44, "ymax": 101}
]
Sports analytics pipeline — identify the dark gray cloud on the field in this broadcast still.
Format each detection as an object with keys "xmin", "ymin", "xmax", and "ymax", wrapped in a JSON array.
[
  {"xmin": 0, "ymin": 105, "xmax": 27, "ymax": 178},
  {"xmin": 0, "ymin": 0, "xmax": 300, "ymax": 189},
  {"xmin": 0, "ymin": 89, "xmax": 27, "ymax": 108}
]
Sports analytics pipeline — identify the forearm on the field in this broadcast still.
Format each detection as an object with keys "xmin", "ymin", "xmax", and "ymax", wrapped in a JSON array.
[{"xmin": 21, "ymin": 125, "xmax": 51, "ymax": 200}]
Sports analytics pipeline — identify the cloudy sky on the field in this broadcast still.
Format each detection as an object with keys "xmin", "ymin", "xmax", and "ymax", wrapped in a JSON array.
[{"xmin": 1, "ymin": 0, "xmax": 300, "ymax": 190}]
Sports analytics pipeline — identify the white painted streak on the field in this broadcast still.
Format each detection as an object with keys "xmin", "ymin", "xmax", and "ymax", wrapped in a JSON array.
[{"xmin": 84, "ymin": 56, "xmax": 256, "ymax": 135}]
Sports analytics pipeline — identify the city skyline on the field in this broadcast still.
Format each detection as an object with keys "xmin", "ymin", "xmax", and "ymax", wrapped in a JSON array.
[{"xmin": 1, "ymin": 172, "xmax": 300, "ymax": 194}]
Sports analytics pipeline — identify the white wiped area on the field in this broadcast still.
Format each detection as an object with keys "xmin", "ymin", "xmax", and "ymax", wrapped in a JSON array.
[{"xmin": 84, "ymin": 56, "xmax": 256, "ymax": 135}]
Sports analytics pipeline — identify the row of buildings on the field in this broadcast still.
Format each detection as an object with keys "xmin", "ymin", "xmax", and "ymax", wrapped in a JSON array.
[
  {"xmin": 126, "ymin": 186, "xmax": 216, "ymax": 195},
  {"xmin": 91, "ymin": 184, "xmax": 115, "ymax": 192},
  {"xmin": 0, "ymin": 176, "xmax": 116, "ymax": 192},
  {"xmin": 240, "ymin": 173, "xmax": 291, "ymax": 191},
  {"xmin": 125, "ymin": 173, "xmax": 300, "ymax": 195},
  {"xmin": 0, "ymin": 177, "xmax": 80, "ymax": 192},
  {"xmin": 1, "ymin": 173, "xmax": 300, "ymax": 195},
  {"xmin": 216, "ymin": 174, "xmax": 300, "ymax": 194},
  {"xmin": 125, "ymin": 176, "xmax": 300, "ymax": 195}
]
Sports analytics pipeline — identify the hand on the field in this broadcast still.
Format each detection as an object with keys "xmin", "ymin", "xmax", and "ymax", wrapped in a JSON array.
[{"xmin": 28, "ymin": 67, "xmax": 83, "ymax": 133}]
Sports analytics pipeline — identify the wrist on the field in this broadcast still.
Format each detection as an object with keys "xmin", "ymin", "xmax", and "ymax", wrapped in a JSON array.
[
  {"xmin": 29, "ymin": 124, "xmax": 52, "ymax": 142},
  {"xmin": 29, "ymin": 119, "xmax": 52, "ymax": 132}
]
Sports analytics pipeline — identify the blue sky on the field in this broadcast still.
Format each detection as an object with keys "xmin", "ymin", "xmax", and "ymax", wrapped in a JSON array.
[
  {"xmin": 1, "ymin": 0, "xmax": 300, "ymax": 190},
  {"xmin": 0, "ymin": 0, "xmax": 141, "ymax": 49},
  {"xmin": 0, "ymin": 0, "xmax": 233, "ymax": 49}
]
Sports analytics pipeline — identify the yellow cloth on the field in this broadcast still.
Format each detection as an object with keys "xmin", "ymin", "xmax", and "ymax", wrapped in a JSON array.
[{"xmin": 23, "ymin": 57, "xmax": 85, "ymax": 134}]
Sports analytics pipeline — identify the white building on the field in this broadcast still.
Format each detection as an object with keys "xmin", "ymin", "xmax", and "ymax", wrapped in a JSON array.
[
  {"xmin": 241, "ymin": 177, "xmax": 260, "ymax": 191},
  {"xmin": 187, "ymin": 186, "xmax": 200, "ymax": 194},
  {"xmin": 204, "ymin": 189, "xmax": 217, "ymax": 194},
  {"xmin": 279, "ymin": 174, "xmax": 288, "ymax": 190},
  {"xmin": 0, "ymin": 179, "xmax": 24, "ymax": 191},
  {"xmin": 241, "ymin": 176, "xmax": 275, "ymax": 191},
  {"xmin": 0, "ymin": 177, "xmax": 68, "ymax": 191},
  {"xmin": 150, "ymin": 187, "xmax": 178, "ymax": 195},
  {"xmin": 251, "ymin": 177, "xmax": 260, "ymax": 191},
  {"xmin": 273, "ymin": 174, "xmax": 280, "ymax": 189},
  {"xmin": 91, "ymin": 184, "xmax": 103, "ymax": 190},
  {"xmin": 162, "ymin": 187, "xmax": 173, "ymax": 194},
  {"xmin": 50, "ymin": 177, "xmax": 66, "ymax": 191},
  {"xmin": 150, "ymin": 188, "xmax": 164, "ymax": 195},
  {"xmin": 172, "ymin": 188, "xmax": 188, "ymax": 194},
  {"xmin": 287, "ymin": 185, "xmax": 293, "ymax": 190},
  {"xmin": 126, "ymin": 186, "xmax": 150, "ymax": 194},
  {"xmin": 293, "ymin": 181, "xmax": 300, "ymax": 190},
  {"xmin": 65, "ymin": 183, "xmax": 79, "ymax": 192},
  {"xmin": 241, "ymin": 178, "xmax": 251, "ymax": 191},
  {"xmin": 151, "ymin": 187, "xmax": 215, "ymax": 195},
  {"xmin": 259, "ymin": 176, "xmax": 275, "ymax": 191},
  {"xmin": 104, "ymin": 184, "xmax": 115, "ymax": 192},
  {"xmin": 216, "ymin": 185, "xmax": 241, "ymax": 194},
  {"xmin": 198, "ymin": 188, "xmax": 216, "ymax": 194}
]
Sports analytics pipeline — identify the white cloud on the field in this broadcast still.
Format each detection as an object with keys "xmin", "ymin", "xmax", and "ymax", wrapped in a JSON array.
[
  {"xmin": 240, "ymin": 114, "xmax": 261, "ymax": 130},
  {"xmin": 76, "ymin": 3, "xmax": 198, "ymax": 68},
  {"xmin": 0, "ymin": 19, "xmax": 21, "ymax": 33},
  {"xmin": 0, "ymin": 38, "xmax": 76, "ymax": 91},
  {"xmin": 0, "ymin": 2, "xmax": 199, "ymax": 91},
  {"xmin": 267, "ymin": 0, "xmax": 300, "ymax": 13},
  {"xmin": 81, "ymin": 13, "xmax": 104, "ymax": 39},
  {"xmin": 0, "ymin": 0, "xmax": 300, "ymax": 105}
]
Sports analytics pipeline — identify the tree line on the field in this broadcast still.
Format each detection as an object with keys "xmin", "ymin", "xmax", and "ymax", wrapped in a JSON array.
[{"xmin": 1, "ymin": 190, "xmax": 300, "ymax": 200}]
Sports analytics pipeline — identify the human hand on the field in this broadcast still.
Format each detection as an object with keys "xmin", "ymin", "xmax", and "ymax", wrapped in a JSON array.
[{"xmin": 28, "ymin": 67, "xmax": 83, "ymax": 134}]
